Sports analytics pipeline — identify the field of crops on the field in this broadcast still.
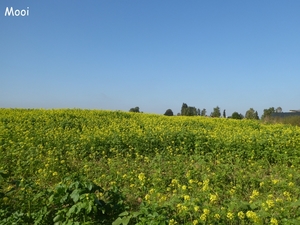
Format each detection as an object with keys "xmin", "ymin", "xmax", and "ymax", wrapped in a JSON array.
[{"xmin": 1, "ymin": 109, "xmax": 300, "ymax": 224}]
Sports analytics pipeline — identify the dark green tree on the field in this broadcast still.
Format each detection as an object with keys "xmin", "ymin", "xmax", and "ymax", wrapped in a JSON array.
[
  {"xmin": 223, "ymin": 110, "xmax": 226, "ymax": 118},
  {"xmin": 164, "ymin": 109, "xmax": 174, "ymax": 116},
  {"xmin": 261, "ymin": 107, "xmax": 275, "ymax": 120},
  {"xmin": 255, "ymin": 111, "xmax": 259, "ymax": 120},
  {"xmin": 181, "ymin": 103, "xmax": 197, "ymax": 116},
  {"xmin": 181, "ymin": 103, "xmax": 188, "ymax": 116},
  {"xmin": 197, "ymin": 108, "xmax": 201, "ymax": 116},
  {"xmin": 231, "ymin": 112, "xmax": 244, "ymax": 119},
  {"xmin": 186, "ymin": 106, "xmax": 197, "ymax": 116},
  {"xmin": 129, "ymin": 107, "xmax": 140, "ymax": 113},
  {"xmin": 210, "ymin": 106, "xmax": 221, "ymax": 117},
  {"xmin": 200, "ymin": 108, "xmax": 206, "ymax": 116}
]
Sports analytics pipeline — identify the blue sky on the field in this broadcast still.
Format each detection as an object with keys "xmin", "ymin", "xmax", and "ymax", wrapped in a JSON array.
[{"xmin": 1, "ymin": 1, "xmax": 299, "ymax": 116}]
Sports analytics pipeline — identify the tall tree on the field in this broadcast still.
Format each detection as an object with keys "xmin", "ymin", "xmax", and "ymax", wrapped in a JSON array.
[
  {"xmin": 223, "ymin": 109, "xmax": 226, "ymax": 118},
  {"xmin": 210, "ymin": 106, "xmax": 221, "ymax": 117},
  {"xmin": 181, "ymin": 103, "xmax": 188, "ymax": 116},
  {"xmin": 255, "ymin": 111, "xmax": 259, "ymax": 120},
  {"xmin": 197, "ymin": 108, "xmax": 201, "ymax": 116}
]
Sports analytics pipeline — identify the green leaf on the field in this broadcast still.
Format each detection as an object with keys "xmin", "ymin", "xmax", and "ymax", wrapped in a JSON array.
[
  {"xmin": 112, "ymin": 217, "xmax": 123, "ymax": 225},
  {"xmin": 119, "ymin": 211, "xmax": 129, "ymax": 217},
  {"xmin": 112, "ymin": 216, "xmax": 132, "ymax": 225},
  {"xmin": 132, "ymin": 211, "xmax": 141, "ymax": 218},
  {"xmin": 86, "ymin": 182, "xmax": 93, "ymax": 191},
  {"xmin": 53, "ymin": 214, "xmax": 62, "ymax": 223},
  {"xmin": 87, "ymin": 200, "xmax": 93, "ymax": 214},
  {"xmin": 66, "ymin": 205, "xmax": 77, "ymax": 217},
  {"xmin": 70, "ymin": 189, "xmax": 80, "ymax": 203}
]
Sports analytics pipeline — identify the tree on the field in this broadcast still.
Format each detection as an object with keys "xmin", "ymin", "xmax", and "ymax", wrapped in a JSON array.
[
  {"xmin": 164, "ymin": 109, "xmax": 174, "ymax": 116},
  {"xmin": 181, "ymin": 103, "xmax": 188, "ymax": 116},
  {"xmin": 200, "ymin": 108, "xmax": 206, "ymax": 116},
  {"xmin": 181, "ymin": 103, "xmax": 197, "ymax": 116},
  {"xmin": 186, "ymin": 107, "xmax": 197, "ymax": 116},
  {"xmin": 245, "ymin": 108, "xmax": 259, "ymax": 119},
  {"xmin": 262, "ymin": 107, "xmax": 275, "ymax": 120},
  {"xmin": 210, "ymin": 106, "xmax": 221, "ymax": 118},
  {"xmin": 231, "ymin": 112, "xmax": 244, "ymax": 119},
  {"xmin": 255, "ymin": 111, "xmax": 259, "ymax": 120},
  {"xmin": 223, "ymin": 110, "xmax": 226, "ymax": 118},
  {"xmin": 129, "ymin": 107, "xmax": 140, "ymax": 113},
  {"xmin": 197, "ymin": 108, "xmax": 201, "ymax": 116}
]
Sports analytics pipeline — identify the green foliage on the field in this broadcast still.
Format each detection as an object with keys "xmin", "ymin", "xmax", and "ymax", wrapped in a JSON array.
[
  {"xmin": 200, "ymin": 108, "xmax": 206, "ymax": 116},
  {"xmin": 181, "ymin": 103, "xmax": 197, "ymax": 116},
  {"xmin": 0, "ymin": 174, "xmax": 127, "ymax": 224},
  {"xmin": 231, "ymin": 112, "xmax": 244, "ymax": 119},
  {"xmin": 262, "ymin": 107, "xmax": 275, "ymax": 120},
  {"xmin": 245, "ymin": 108, "xmax": 259, "ymax": 120}
]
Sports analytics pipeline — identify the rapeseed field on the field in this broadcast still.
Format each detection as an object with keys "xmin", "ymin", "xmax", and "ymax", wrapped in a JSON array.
[{"xmin": 1, "ymin": 109, "xmax": 300, "ymax": 224}]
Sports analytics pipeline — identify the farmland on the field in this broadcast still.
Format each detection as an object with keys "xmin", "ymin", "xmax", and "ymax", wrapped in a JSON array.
[{"xmin": 1, "ymin": 109, "xmax": 300, "ymax": 224}]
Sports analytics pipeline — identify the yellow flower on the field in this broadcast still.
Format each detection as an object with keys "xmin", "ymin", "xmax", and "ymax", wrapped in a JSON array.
[
  {"xmin": 144, "ymin": 194, "xmax": 150, "ymax": 201},
  {"xmin": 203, "ymin": 208, "xmax": 210, "ymax": 215},
  {"xmin": 194, "ymin": 205, "xmax": 200, "ymax": 212},
  {"xmin": 52, "ymin": 172, "xmax": 58, "ymax": 176},
  {"xmin": 183, "ymin": 195, "xmax": 190, "ymax": 201},
  {"xmin": 200, "ymin": 214, "xmax": 206, "ymax": 221},
  {"xmin": 138, "ymin": 173, "xmax": 145, "ymax": 182},
  {"xmin": 272, "ymin": 179, "xmax": 279, "ymax": 184},
  {"xmin": 168, "ymin": 219, "xmax": 177, "ymax": 225},
  {"xmin": 250, "ymin": 189, "xmax": 259, "ymax": 200},
  {"xmin": 238, "ymin": 211, "xmax": 245, "ymax": 219},
  {"xmin": 209, "ymin": 194, "xmax": 217, "ymax": 203},
  {"xmin": 192, "ymin": 220, "xmax": 199, "ymax": 225},
  {"xmin": 214, "ymin": 213, "xmax": 220, "ymax": 219},
  {"xmin": 270, "ymin": 218, "xmax": 278, "ymax": 225},
  {"xmin": 227, "ymin": 212, "xmax": 234, "ymax": 220},
  {"xmin": 229, "ymin": 187, "xmax": 236, "ymax": 195},
  {"xmin": 246, "ymin": 210, "xmax": 259, "ymax": 223},
  {"xmin": 266, "ymin": 199, "xmax": 274, "ymax": 208}
]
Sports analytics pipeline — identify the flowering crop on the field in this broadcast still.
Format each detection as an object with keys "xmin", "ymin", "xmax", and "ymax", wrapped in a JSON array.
[{"xmin": 1, "ymin": 109, "xmax": 300, "ymax": 224}]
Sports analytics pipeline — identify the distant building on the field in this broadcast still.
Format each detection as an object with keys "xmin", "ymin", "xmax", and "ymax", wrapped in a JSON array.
[
  {"xmin": 290, "ymin": 110, "xmax": 300, "ymax": 113},
  {"xmin": 271, "ymin": 110, "xmax": 300, "ymax": 118}
]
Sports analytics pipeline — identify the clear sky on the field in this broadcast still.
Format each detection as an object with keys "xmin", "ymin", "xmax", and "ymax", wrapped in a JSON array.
[{"xmin": 1, "ymin": 1, "xmax": 299, "ymax": 116}]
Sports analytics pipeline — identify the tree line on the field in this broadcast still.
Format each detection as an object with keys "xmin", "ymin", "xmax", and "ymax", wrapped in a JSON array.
[{"xmin": 130, "ymin": 104, "xmax": 280, "ymax": 120}]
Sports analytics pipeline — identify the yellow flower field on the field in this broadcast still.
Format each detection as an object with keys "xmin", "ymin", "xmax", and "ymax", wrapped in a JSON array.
[{"xmin": 1, "ymin": 109, "xmax": 300, "ymax": 224}]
